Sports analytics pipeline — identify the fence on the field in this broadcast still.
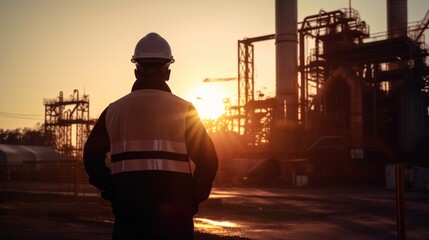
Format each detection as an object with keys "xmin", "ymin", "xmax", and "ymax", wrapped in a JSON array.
[{"xmin": 0, "ymin": 160, "xmax": 113, "ymax": 221}]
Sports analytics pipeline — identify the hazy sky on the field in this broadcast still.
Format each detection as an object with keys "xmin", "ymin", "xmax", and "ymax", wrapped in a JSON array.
[{"xmin": 0, "ymin": 0, "xmax": 428, "ymax": 129}]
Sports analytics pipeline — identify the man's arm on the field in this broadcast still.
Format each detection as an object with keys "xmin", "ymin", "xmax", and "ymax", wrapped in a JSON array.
[
  {"xmin": 83, "ymin": 108, "xmax": 111, "ymax": 193},
  {"xmin": 185, "ymin": 104, "xmax": 218, "ymax": 203}
]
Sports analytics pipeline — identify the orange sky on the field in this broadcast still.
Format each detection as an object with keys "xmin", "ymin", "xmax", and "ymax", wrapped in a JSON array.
[{"xmin": 0, "ymin": 0, "xmax": 428, "ymax": 129}]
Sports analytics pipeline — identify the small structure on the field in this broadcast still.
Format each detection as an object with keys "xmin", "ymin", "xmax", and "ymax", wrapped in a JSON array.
[{"xmin": 0, "ymin": 144, "xmax": 69, "ymax": 181}]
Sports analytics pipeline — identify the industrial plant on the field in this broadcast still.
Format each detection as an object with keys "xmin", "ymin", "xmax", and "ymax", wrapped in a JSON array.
[
  {"xmin": 207, "ymin": 0, "xmax": 429, "ymax": 187},
  {"xmin": 2, "ymin": 0, "xmax": 427, "ymax": 188},
  {"xmin": 1, "ymin": 0, "xmax": 429, "ymax": 239}
]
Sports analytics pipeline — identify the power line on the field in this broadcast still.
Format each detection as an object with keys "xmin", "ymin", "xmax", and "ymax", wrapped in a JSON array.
[
  {"xmin": 0, "ymin": 111, "xmax": 43, "ymax": 121},
  {"xmin": 0, "ymin": 111, "xmax": 42, "ymax": 117}
]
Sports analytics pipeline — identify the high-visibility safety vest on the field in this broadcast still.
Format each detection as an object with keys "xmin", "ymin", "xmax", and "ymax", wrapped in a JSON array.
[{"xmin": 106, "ymin": 89, "xmax": 192, "ymax": 175}]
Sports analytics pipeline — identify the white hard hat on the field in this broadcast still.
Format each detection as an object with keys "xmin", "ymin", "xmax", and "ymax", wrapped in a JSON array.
[{"xmin": 131, "ymin": 32, "xmax": 174, "ymax": 63}]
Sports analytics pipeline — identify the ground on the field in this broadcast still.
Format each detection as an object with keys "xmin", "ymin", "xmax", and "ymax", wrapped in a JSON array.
[{"xmin": 1, "ymin": 185, "xmax": 429, "ymax": 240}]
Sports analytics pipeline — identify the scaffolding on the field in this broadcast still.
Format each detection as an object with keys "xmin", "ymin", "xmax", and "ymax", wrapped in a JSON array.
[
  {"xmin": 237, "ymin": 34, "xmax": 276, "ymax": 148},
  {"xmin": 43, "ymin": 90, "xmax": 95, "ymax": 159}
]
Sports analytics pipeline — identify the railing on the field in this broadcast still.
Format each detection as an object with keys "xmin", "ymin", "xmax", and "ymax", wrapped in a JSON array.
[
  {"xmin": 410, "ymin": 9, "xmax": 429, "ymax": 41},
  {"xmin": 364, "ymin": 9, "xmax": 429, "ymax": 45}
]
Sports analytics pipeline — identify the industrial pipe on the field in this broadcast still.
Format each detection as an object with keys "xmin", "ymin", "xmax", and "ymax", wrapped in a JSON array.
[
  {"xmin": 387, "ymin": 0, "xmax": 408, "ymax": 38},
  {"xmin": 275, "ymin": 0, "xmax": 298, "ymax": 124},
  {"xmin": 324, "ymin": 67, "xmax": 364, "ymax": 142}
]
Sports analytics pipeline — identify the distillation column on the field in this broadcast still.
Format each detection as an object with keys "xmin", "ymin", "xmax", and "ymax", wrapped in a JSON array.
[
  {"xmin": 387, "ymin": 0, "xmax": 408, "ymax": 91},
  {"xmin": 274, "ymin": 0, "xmax": 298, "ymax": 150},
  {"xmin": 387, "ymin": 0, "xmax": 408, "ymax": 38}
]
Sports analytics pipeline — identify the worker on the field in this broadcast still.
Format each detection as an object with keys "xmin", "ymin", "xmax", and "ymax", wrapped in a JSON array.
[{"xmin": 83, "ymin": 32, "xmax": 218, "ymax": 240}]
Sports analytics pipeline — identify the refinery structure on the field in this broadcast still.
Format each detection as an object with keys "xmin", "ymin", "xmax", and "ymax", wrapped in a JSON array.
[
  {"xmin": 203, "ymin": 0, "xmax": 429, "ymax": 186},
  {"xmin": 37, "ymin": 0, "xmax": 429, "ymax": 187}
]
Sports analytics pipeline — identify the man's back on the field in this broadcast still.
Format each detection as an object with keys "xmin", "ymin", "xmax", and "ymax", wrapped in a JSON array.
[
  {"xmin": 107, "ymin": 89, "xmax": 190, "ymax": 141},
  {"xmin": 106, "ymin": 89, "xmax": 198, "ymax": 216}
]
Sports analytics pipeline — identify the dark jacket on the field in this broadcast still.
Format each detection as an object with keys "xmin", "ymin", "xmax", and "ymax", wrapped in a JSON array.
[{"xmin": 83, "ymin": 80, "xmax": 218, "ymax": 217}]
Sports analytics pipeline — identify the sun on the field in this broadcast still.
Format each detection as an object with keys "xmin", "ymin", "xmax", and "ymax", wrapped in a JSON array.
[{"xmin": 188, "ymin": 85, "xmax": 228, "ymax": 120}]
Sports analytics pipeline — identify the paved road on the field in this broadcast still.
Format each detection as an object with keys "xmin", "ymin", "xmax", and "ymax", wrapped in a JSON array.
[
  {"xmin": 197, "ymin": 186, "xmax": 429, "ymax": 240},
  {"xmin": 1, "ymin": 186, "xmax": 428, "ymax": 240}
]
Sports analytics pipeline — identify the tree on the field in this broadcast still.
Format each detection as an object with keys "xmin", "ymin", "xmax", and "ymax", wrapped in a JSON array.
[
  {"xmin": 0, "ymin": 123, "xmax": 54, "ymax": 146},
  {"xmin": 0, "ymin": 129, "xmax": 22, "ymax": 144}
]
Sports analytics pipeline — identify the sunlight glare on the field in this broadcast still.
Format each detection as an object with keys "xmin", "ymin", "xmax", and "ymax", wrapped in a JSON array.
[
  {"xmin": 188, "ymin": 85, "xmax": 227, "ymax": 120},
  {"xmin": 194, "ymin": 218, "xmax": 239, "ymax": 228}
]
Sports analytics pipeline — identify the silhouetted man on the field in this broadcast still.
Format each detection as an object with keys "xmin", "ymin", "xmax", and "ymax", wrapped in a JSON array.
[{"xmin": 84, "ymin": 32, "xmax": 218, "ymax": 240}]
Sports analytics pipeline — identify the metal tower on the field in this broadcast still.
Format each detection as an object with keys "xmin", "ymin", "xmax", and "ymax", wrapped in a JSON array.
[{"xmin": 44, "ymin": 90, "xmax": 95, "ymax": 159}]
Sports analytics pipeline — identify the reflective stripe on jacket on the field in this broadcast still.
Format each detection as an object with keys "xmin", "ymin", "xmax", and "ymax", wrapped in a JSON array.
[{"xmin": 106, "ymin": 89, "xmax": 192, "ymax": 175}]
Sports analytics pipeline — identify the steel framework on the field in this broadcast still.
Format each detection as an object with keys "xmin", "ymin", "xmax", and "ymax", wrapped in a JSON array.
[
  {"xmin": 299, "ymin": 8, "xmax": 429, "ymax": 159},
  {"xmin": 237, "ymin": 34, "xmax": 275, "ymax": 147},
  {"xmin": 298, "ymin": 8, "xmax": 370, "ymax": 128},
  {"xmin": 44, "ymin": 90, "xmax": 95, "ymax": 159}
]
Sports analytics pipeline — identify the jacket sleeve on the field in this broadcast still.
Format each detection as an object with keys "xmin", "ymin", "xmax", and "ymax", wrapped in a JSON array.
[
  {"xmin": 185, "ymin": 104, "xmax": 218, "ymax": 203},
  {"xmin": 83, "ymin": 108, "xmax": 111, "ymax": 194}
]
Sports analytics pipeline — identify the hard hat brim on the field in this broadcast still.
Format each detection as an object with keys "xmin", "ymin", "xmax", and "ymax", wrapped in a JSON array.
[{"xmin": 131, "ymin": 57, "xmax": 174, "ymax": 64}]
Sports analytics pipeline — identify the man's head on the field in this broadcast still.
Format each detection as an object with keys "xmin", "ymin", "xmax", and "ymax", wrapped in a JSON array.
[{"xmin": 132, "ymin": 33, "xmax": 174, "ymax": 82}]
